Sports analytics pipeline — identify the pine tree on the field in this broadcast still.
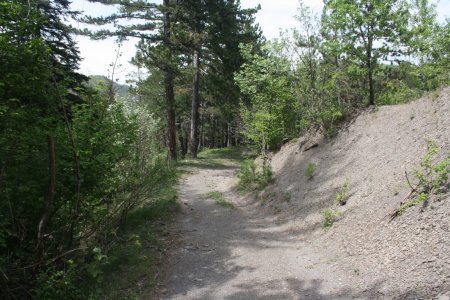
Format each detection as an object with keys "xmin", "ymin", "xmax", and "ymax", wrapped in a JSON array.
[{"xmin": 85, "ymin": 0, "xmax": 179, "ymax": 160}]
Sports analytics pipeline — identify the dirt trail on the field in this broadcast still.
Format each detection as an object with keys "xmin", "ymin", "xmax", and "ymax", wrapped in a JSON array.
[
  {"xmin": 158, "ymin": 88, "xmax": 450, "ymax": 299},
  {"xmin": 156, "ymin": 89, "xmax": 450, "ymax": 299},
  {"xmin": 161, "ymin": 159, "xmax": 368, "ymax": 300}
]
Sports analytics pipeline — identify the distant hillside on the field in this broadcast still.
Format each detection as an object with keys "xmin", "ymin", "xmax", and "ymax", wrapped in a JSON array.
[{"xmin": 88, "ymin": 75, "xmax": 130, "ymax": 99}]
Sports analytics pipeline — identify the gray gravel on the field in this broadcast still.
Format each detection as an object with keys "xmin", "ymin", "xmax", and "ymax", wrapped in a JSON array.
[
  {"xmin": 161, "ymin": 87, "xmax": 450, "ymax": 300},
  {"xmin": 270, "ymin": 87, "xmax": 450, "ymax": 299},
  {"xmin": 162, "ymin": 163, "xmax": 365, "ymax": 299}
]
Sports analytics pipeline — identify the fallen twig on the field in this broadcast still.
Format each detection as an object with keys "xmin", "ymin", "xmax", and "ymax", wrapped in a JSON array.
[
  {"xmin": 303, "ymin": 143, "xmax": 319, "ymax": 152},
  {"xmin": 405, "ymin": 170, "xmax": 415, "ymax": 191},
  {"xmin": 21, "ymin": 247, "xmax": 85, "ymax": 270},
  {"xmin": 389, "ymin": 171, "xmax": 419, "ymax": 222}
]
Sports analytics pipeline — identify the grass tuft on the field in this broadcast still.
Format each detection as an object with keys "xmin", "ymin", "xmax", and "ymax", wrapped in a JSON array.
[
  {"xmin": 305, "ymin": 162, "xmax": 317, "ymax": 179},
  {"xmin": 336, "ymin": 178, "xmax": 350, "ymax": 205},
  {"xmin": 208, "ymin": 191, "xmax": 235, "ymax": 209},
  {"xmin": 321, "ymin": 208, "xmax": 341, "ymax": 228}
]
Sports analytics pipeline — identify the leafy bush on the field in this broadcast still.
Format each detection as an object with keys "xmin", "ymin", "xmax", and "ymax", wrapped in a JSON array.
[
  {"xmin": 321, "ymin": 208, "xmax": 341, "ymax": 228},
  {"xmin": 236, "ymin": 43, "xmax": 298, "ymax": 152},
  {"xmin": 318, "ymin": 105, "xmax": 345, "ymax": 138},
  {"xmin": 395, "ymin": 140, "xmax": 450, "ymax": 216},
  {"xmin": 237, "ymin": 160, "xmax": 273, "ymax": 191},
  {"xmin": 414, "ymin": 140, "xmax": 450, "ymax": 195},
  {"xmin": 336, "ymin": 179, "xmax": 350, "ymax": 205},
  {"xmin": 240, "ymin": 110, "xmax": 284, "ymax": 152},
  {"xmin": 378, "ymin": 79, "xmax": 421, "ymax": 105},
  {"xmin": 33, "ymin": 264, "xmax": 82, "ymax": 300},
  {"xmin": 0, "ymin": 79, "xmax": 177, "ymax": 297},
  {"xmin": 305, "ymin": 162, "xmax": 317, "ymax": 179}
]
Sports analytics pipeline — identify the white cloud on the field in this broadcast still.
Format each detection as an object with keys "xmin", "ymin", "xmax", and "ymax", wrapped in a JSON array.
[{"xmin": 240, "ymin": 0, "xmax": 324, "ymax": 40}]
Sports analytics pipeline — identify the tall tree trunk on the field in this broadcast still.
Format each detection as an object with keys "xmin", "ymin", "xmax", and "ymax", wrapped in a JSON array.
[
  {"xmin": 35, "ymin": 135, "xmax": 56, "ymax": 270},
  {"xmin": 199, "ymin": 113, "xmax": 204, "ymax": 152},
  {"xmin": 163, "ymin": 0, "xmax": 177, "ymax": 160},
  {"xmin": 189, "ymin": 50, "xmax": 200, "ymax": 158},
  {"xmin": 368, "ymin": 68, "xmax": 374, "ymax": 106},
  {"xmin": 227, "ymin": 123, "xmax": 231, "ymax": 147},
  {"xmin": 166, "ymin": 79, "xmax": 177, "ymax": 160},
  {"xmin": 177, "ymin": 120, "xmax": 187, "ymax": 159},
  {"xmin": 211, "ymin": 116, "xmax": 216, "ymax": 148},
  {"xmin": 222, "ymin": 123, "xmax": 226, "ymax": 148},
  {"xmin": 183, "ymin": 129, "xmax": 189, "ymax": 157},
  {"xmin": 367, "ymin": 31, "xmax": 375, "ymax": 106},
  {"xmin": 234, "ymin": 123, "xmax": 239, "ymax": 146}
]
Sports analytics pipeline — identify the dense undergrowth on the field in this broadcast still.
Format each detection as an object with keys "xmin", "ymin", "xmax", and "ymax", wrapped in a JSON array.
[
  {"xmin": 90, "ymin": 185, "xmax": 179, "ymax": 299},
  {"xmin": 0, "ymin": 84, "xmax": 179, "ymax": 298}
]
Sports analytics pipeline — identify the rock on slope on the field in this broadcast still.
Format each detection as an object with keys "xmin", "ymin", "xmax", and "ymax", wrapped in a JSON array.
[{"xmin": 266, "ymin": 87, "xmax": 450, "ymax": 299}]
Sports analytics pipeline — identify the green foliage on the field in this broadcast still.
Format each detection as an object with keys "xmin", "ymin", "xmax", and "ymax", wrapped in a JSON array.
[
  {"xmin": 241, "ymin": 110, "xmax": 284, "ymax": 152},
  {"xmin": 0, "ymin": 53, "xmax": 177, "ymax": 298},
  {"xmin": 336, "ymin": 179, "xmax": 350, "ymax": 205},
  {"xmin": 319, "ymin": 0, "xmax": 446, "ymax": 106},
  {"xmin": 397, "ymin": 192, "xmax": 429, "ymax": 215},
  {"xmin": 305, "ymin": 163, "xmax": 317, "ymax": 179},
  {"xmin": 237, "ymin": 160, "xmax": 274, "ymax": 191},
  {"xmin": 93, "ymin": 185, "xmax": 179, "ymax": 299},
  {"xmin": 414, "ymin": 141, "xmax": 450, "ymax": 195},
  {"xmin": 378, "ymin": 79, "xmax": 422, "ymax": 105},
  {"xmin": 199, "ymin": 147, "xmax": 246, "ymax": 161},
  {"xmin": 293, "ymin": 3, "xmax": 350, "ymax": 134},
  {"xmin": 1, "ymin": 0, "xmax": 448, "ymax": 297},
  {"xmin": 208, "ymin": 191, "xmax": 235, "ymax": 209},
  {"xmin": 236, "ymin": 42, "xmax": 297, "ymax": 152},
  {"xmin": 322, "ymin": 0, "xmax": 411, "ymax": 105},
  {"xmin": 33, "ymin": 268, "xmax": 81, "ymax": 300},
  {"xmin": 396, "ymin": 140, "xmax": 450, "ymax": 216},
  {"xmin": 321, "ymin": 208, "xmax": 341, "ymax": 228},
  {"xmin": 237, "ymin": 160, "xmax": 257, "ymax": 190}
]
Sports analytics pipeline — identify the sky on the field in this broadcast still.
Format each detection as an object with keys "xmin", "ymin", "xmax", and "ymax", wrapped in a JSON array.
[{"xmin": 70, "ymin": 0, "xmax": 450, "ymax": 83}]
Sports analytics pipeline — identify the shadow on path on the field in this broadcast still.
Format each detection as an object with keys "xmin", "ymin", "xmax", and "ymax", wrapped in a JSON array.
[{"xmin": 162, "ymin": 157, "xmax": 376, "ymax": 299}]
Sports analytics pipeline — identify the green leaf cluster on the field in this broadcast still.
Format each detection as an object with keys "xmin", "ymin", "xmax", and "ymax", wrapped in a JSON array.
[
  {"xmin": 237, "ymin": 159, "xmax": 273, "ymax": 191},
  {"xmin": 397, "ymin": 140, "xmax": 450, "ymax": 215},
  {"xmin": 236, "ymin": 43, "xmax": 297, "ymax": 152},
  {"xmin": 321, "ymin": 208, "xmax": 341, "ymax": 228},
  {"xmin": 414, "ymin": 140, "xmax": 450, "ymax": 195},
  {"xmin": 305, "ymin": 163, "xmax": 317, "ymax": 179},
  {"xmin": 336, "ymin": 179, "xmax": 350, "ymax": 205}
]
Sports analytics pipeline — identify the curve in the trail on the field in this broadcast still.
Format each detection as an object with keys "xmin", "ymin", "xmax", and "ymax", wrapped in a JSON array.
[{"xmin": 162, "ymin": 160, "xmax": 365, "ymax": 300}]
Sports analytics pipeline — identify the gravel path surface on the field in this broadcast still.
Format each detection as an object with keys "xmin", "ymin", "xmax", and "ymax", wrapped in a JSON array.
[{"xmin": 162, "ymin": 162, "xmax": 367, "ymax": 300}]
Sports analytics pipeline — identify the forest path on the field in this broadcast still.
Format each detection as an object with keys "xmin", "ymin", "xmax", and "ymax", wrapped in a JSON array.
[{"xmin": 161, "ymin": 150, "xmax": 364, "ymax": 300}]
